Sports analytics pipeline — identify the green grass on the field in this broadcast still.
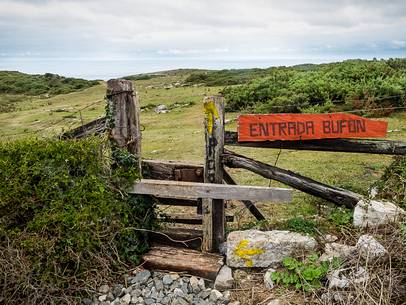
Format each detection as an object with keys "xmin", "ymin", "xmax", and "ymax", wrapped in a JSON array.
[{"xmin": 1, "ymin": 69, "xmax": 405, "ymax": 229}]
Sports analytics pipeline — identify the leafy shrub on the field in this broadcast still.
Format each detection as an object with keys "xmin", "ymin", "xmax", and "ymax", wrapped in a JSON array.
[
  {"xmin": 284, "ymin": 217, "xmax": 317, "ymax": 235},
  {"xmin": 0, "ymin": 137, "xmax": 156, "ymax": 304},
  {"xmin": 222, "ymin": 58, "xmax": 406, "ymax": 114},
  {"xmin": 0, "ymin": 71, "xmax": 99, "ymax": 97},
  {"xmin": 328, "ymin": 207, "xmax": 353, "ymax": 226},
  {"xmin": 375, "ymin": 156, "xmax": 406, "ymax": 209},
  {"xmin": 271, "ymin": 254, "xmax": 341, "ymax": 291}
]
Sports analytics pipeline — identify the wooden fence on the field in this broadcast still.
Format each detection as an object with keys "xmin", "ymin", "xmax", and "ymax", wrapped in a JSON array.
[{"xmin": 65, "ymin": 79, "xmax": 406, "ymax": 253}]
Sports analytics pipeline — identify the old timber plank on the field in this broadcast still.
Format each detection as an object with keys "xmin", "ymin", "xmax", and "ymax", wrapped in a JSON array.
[
  {"xmin": 142, "ymin": 245, "xmax": 223, "ymax": 280},
  {"xmin": 158, "ymin": 213, "xmax": 234, "ymax": 224},
  {"xmin": 225, "ymin": 131, "xmax": 406, "ymax": 155},
  {"xmin": 129, "ymin": 179, "xmax": 292, "ymax": 202}
]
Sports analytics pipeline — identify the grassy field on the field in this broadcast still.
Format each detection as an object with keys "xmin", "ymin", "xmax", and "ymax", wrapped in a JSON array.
[{"xmin": 1, "ymin": 70, "xmax": 405, "ymax": 230}]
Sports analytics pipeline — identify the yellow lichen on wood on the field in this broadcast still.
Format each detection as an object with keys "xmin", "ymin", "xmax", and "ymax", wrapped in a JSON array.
[
  {"xmin": 233, "ymin": 239, "xmax": 265, "ymax": 267},
  {"xmin": 204, "ymin": 97, "xmax": 219, "ymax": 135}
]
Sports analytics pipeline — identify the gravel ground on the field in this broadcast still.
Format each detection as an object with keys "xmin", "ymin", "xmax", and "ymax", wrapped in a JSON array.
[{"xmin": 81, "ymin": 269, "xmax": 232, "ymax": 305}]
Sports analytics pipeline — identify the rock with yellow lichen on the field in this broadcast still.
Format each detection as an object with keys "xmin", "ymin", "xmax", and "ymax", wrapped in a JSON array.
[{"xmin": 226, "ymin": 230, "xmax": 317, "ymax": 268}]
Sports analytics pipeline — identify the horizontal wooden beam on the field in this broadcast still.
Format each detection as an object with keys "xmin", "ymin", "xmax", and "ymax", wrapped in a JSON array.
[
  {"xmin": 223, "ymin": 150, "xmax": 362, "ymax": 208},
  {"xmin": 155, "ymin": 197, "xmax": 199, "ymax": 207},
  {"xmin": 62, "ymin": 117, "xmax": 106, "ymax": 139},
  {"xmin": 158, "ymin": 213, "xmax": 234, "ymax": 224},
  {"xmin": 225, "ymin": 131, "xmax": 406, "ymax": 155},
  {"xmin": 142, "ymin": 159, "xmax": 203, "ymax": 181},
  {"xmin": 148, "ymin": 228, "xmax": 203, "ymax": 249},
  {"xmin": 129, "ymin": 179, "xmax": 292, "ymax": 202}
]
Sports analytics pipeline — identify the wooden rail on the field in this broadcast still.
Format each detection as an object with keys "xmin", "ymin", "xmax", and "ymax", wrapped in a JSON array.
[
  {"xmin": 225, "ymin": 131, "xmax": 406, "ymax": 155},
  {"xmin": 222, "ymin": 150, "xmax": 362, "ymax": 208},
  {"xmin": 129, "ymin": 179, "xmax": 292, "ymax": 202}
]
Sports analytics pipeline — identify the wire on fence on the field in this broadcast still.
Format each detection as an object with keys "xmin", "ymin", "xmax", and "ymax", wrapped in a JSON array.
[{"xmin": 1, "ymin": 99, "xmax": 106, "ymax": 139}]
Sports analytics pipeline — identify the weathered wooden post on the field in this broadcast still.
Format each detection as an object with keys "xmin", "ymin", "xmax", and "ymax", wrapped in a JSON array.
[
  {"xmin": 106, "ymin": 79, "xmax": 141, "ymax": 170},
  {"xmin": 202, "ymin": 96, "xmax": 225, "ymax": 252}
]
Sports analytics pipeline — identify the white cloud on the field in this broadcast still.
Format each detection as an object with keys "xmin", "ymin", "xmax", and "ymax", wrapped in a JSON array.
[{"xmin": 0, "ymin": 0, "xmax": 405, "ymax": 60}]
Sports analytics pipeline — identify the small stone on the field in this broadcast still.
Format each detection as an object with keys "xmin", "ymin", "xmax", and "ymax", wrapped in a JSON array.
[
  {"xmin": 267, "ymin": 300, "xmax": 280, "ymax": 305},
  {"xmin": 328, "ymin": 270, "xmax": 349, "ymax": 289},
  {"xmin": 112, "ymin": 284, "xmax": 124, "ymax": 298},
  {"xmin": 154, "ymin": 279, "xmax": 164, "ymax": 291},
  {"xmin": 189, "ymin": 276, "xmax": 201, "ymax": 293},
  {"xmin": 356, "ymin": 235, "xmax": 388, "ymax": 262},
  {"xmin": 162, "ymin": 274, "xmax": 173, "ymax": 285},
  {"xmin": 320, "ymin": 242, "xmax": 357, "ymax": 262},
  {"xmin": 209, "ymin": 289, "xmax": 223, "ymax": 302},
  {"xmin": 170, "ymin": 273, "xmax": 180, "ymax": 281},
  {"xmin": 130, "ymin": 289, "xmax": 142, "ymax": 298},
  {"xmin": 82, "ymin": 298, "xmax": 92, "ymax": 305},
  {"xmin": 99, "ymin": 284, "xmax": 110, "ymax": 294},
  {"xmin": 173, "ymin": 288, "xmax": 184, "ymax": 298},
  {"xmin": 223, "ymin": 290, "xmax": 231, "ymax": 300},
  {"xmin": 144, "ymin": 299, "xmax": 155, "ymax": 305},
  {"xmin": 198, "ymin": 278, "xmax": 205, "ymax": 291},
  {"xmin": 351, "ymin": 266, "xmax": 370, "ymax": 285},
  {"xmin": 199, "ymin": 288, "xmax": 212, "ymax": 299},
  {"xmin": 98, "ymin": 295, "xmax": 107, "ymax": 302},
  {"xmin": 106, "ymin": 292, "xmax": 114, "ymax": 301},
  {"xmin": 264, "ymin": 268, "xmax": 276, "ymax": 290},
  {"xmin": 120, "ymin": 293, "xmax": 131, "ymax": 305},
  {"xmin": 324, "ymin": 234, "xmax": 338, "ymax": 243},
  {"xmin": 214, "ymin": 265, "xmax": 234, "ymax": 291},
  {"xmin": 353, "ymin": 199, "xmax": 405, "ymax": 228},
  {"xmin": 133, "ymin": 270, "xmax": 151, "ymax": 285}
]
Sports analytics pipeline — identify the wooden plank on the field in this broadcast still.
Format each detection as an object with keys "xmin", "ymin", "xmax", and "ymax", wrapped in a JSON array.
[
  {"xmin": 148, "ymin": 227, "xmax": 203, "ymax": 249},
  {"xmin": 223, "ymin": 150, "xmax": 362, "ymax": 208},
  {"xmin": 129, "ymin": 179, "xmax": 292, "ymax": 202},
  {"xmin": 156, "ymin": 197, "xmax": 199, "ymax": 207},
  {"xmin": 107, "ymin": 79, "xmax": 141, "ymax": 171},
  {"xmin": 62, "ymin": 116, "xmax": 106, "ymax": 139},
  {"xmin": 223, "ymin": 170, "xmax": 266, "ymax": 221},
  {"xmin": 225, "ymin": 131, "xmax": 406, "ymax": 155},
  {"xmin": 142, "ymin": 245, "xmax": 223, "ymax": 280},
  {"xmin": 142, "ymin": 159, "xmax": 203, "ymax": 181},
  {"xmin": 158, "ymin": 213, "xmax": 234, "ymax": 224},
  {"xmin": 238, "ymin": 113, "xmax": 388, "ymax": 141},
  {"xmin": 203, "ymin": 96, "xmax": 225, "ymax": 253}
]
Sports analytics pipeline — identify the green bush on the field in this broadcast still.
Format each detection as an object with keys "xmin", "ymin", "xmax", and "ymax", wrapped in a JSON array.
[
  {"xmin": 271, "ymin": 254, "xmax": 341, "ymax": 291},
  {"xmin": 375, "ymin": 156, "xmax": 406, "ymax": 209},
  {"xmin": 0, "ymin": 71, "xmax": 99, "ymax": 97},
  {"xmin": 0, "ymin": 137, "xmax": 156, "ymax": 303},
  {"xmin": 222, "ymin": 58, "xmax": 406, "ymax": 114}
]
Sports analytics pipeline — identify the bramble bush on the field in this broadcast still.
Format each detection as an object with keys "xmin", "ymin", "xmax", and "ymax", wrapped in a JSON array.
[
  {"xmin": 0, "ymin": 137, "xmax": 156, "ymax": 304},
  {"xmin": 218, "ymin": 58, "xmax": 406, "ymax": 114}
]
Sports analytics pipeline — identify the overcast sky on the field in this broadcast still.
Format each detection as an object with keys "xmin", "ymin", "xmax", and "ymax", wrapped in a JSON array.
[{"xmin": 0, "ymin": 0, "xmax": 405, "ymax": 78}]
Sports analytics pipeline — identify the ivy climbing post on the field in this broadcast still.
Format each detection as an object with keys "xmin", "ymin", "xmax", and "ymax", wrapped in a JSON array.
[
  {"xmin": 106, "ymin": 79, "xmax": 142, "ymax": 171},
  {"xmin": 202, "ymin": 96, "xmax": 225, "ymax": 252}
]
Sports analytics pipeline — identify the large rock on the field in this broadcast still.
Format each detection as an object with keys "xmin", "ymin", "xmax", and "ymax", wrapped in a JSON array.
[
  {"xmin": 356, "ymin": 234, "xmax": 388, "ymax": 262},
  {"xmin": 214, "ymin": 265, "xmax": 234, "ymax": 291},
  {"xmin": 353, "ymin": 199, "xmax": 405, "ymax": 228},
  {"xmin": 226, "ymin": 230, "xmax": 317, "ymax": 268}
]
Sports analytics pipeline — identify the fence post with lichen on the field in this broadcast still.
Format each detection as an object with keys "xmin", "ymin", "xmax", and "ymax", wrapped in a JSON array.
[{"xmin": 106, "ymin": 79, "xmax": 142, "ymax": 172}]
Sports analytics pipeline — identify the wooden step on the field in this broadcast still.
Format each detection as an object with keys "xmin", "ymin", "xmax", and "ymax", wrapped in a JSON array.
[
  {"xmin": 142, "ymin": 245, "xmax": 223, "ymax": 280},
  {"xmin": 158, "ymin": 213, "xmax": 234, "ymax": 224}
]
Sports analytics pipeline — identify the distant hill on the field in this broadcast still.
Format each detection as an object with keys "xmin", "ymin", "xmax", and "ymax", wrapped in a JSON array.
[{"xmin": 0, "ymin": 71, "xmax": 99, "ymax": 96}]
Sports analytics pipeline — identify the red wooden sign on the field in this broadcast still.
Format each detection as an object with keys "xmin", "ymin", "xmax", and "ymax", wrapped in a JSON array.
[{"xmin": 238, "ymin": 113, "xmax": 388, "ymax": 142}]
